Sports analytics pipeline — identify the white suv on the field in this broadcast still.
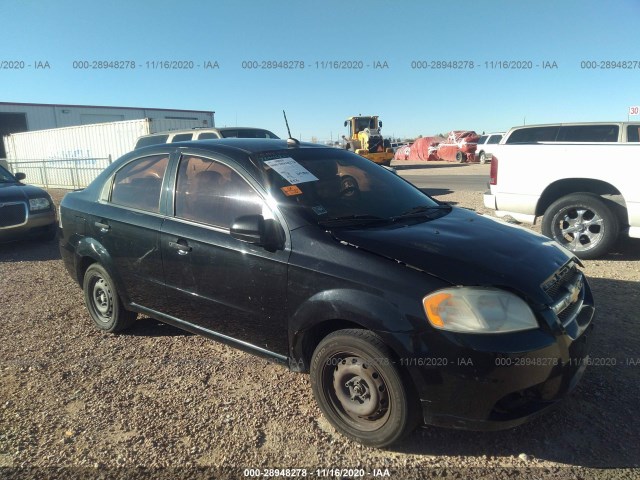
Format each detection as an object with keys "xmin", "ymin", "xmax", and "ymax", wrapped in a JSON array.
[
  {"xmin": 134, "ymin": 127, "xmax": 279, "ymax": 149},
  {"xmin": 475, "ymin": 132, "xmax": 503, "ymax": 164}
]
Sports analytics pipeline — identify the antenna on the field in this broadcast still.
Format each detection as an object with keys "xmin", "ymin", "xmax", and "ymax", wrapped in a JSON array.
[
  {"xmin": 283, "ymin": 110, "xmax": 292, "ymax": 138},
  {"xmin": 282, "ymin": 110, "xmax": 299, "ymax": 147}
]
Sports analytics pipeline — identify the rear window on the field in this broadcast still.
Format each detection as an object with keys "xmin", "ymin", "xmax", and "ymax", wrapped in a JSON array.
[
  {"xmin": 135, "ymin": 134, "xmax": 170, "ymax": 149},
  {"xmin": 220, "ymin": 129, "xmax": 278, "ymax": 139},
  {"xmin": 197, "ymin": 132, "xmax": 221, "ymax": 140},
  {"xmin": 171, "ymin": 133, "xmax": 194, "ymax": 142}
]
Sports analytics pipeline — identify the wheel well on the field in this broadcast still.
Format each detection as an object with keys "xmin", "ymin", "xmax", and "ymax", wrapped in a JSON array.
[
  {"xmin": 536, "ymin": 178, "xmax": 626, "ymax": 219},
  {"xmin": 298, "ymin": 319, "xmax": 364, "ymax": 372},
  {"xmin": 77, "ymin": 256, "xmax": 97, "ymax": 285}
]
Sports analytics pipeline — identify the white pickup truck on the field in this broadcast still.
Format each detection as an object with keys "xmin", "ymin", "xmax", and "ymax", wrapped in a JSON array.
[{"xmin": 483, "ymin": 122, "xmax": 640, "ymax": 259}]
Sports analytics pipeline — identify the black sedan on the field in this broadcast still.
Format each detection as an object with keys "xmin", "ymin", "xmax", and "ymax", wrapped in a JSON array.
[
  {"xmin": 59, "ymin": 139, "xmax": 594, "ymax": 447},
  {"xmin": 0, "ymin": 164, "xmax": 57, "ymax": 243}
]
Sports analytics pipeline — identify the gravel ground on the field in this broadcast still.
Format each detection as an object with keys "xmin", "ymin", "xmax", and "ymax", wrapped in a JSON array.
[{"xmin": 1, "ymin": 163, "xmax": 639, "ymax": 479}]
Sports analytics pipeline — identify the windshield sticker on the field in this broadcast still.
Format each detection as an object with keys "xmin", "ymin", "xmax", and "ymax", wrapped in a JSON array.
[
  {"xmin": 280, "ymin": 185, "xmax": 303, "ymax": 196},
  {"xmin": 312, "ymin": 205, "xmax": 328, "ymax": 216},
  {"xmin": 265, "ymin": 157, "xmax": 319, "ymax": 185}
]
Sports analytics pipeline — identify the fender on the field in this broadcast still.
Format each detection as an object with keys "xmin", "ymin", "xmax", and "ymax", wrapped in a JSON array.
[
  {"xmin": 288, "ymin": 288, "xmax": 422, "ymax": 371},
  {"xmin": 73, "ymin": 236, "xmax": 131, "ymax": 306}
]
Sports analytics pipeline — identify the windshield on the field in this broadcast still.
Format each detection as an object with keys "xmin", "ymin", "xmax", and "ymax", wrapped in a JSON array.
[
  {"xmin": 254, "ymin": 148, "xmax": 444, "ymax": 226},
  {"xmin": 0, "ymin": 165, "xmax": 17, "ymax": 183}
]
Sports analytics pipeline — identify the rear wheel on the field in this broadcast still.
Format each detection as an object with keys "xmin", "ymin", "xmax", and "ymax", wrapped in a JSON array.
[
  {"xmin": 310, "ymin": 329, "xmax": 418, "ymax": 447},
  {"xmin": 82, "ymin": 263, "xmax": 137, "ymax": 332},
  {"xmin": 455, "ymin": 151, "xmax": 464, "ymax": 163},
  {"xmin": 541, "ymin": 193, "xmax": 619, "ymax": 259}
]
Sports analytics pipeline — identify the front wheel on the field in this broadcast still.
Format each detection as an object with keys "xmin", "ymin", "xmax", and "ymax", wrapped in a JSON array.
[
  {"xmin": 479, "ymin": 152, "xmax": 487, "ymax": 164},
  {"xmin": 541, "ymin": 193, "xmax": 619, "ymax": 259},
  {"xmin": 82, "ymin": 263, "xmax": 137, "ymax": 332},
  {"xmin": 455, "ymin": 151, "xmax": 464, "ymax": 163},
  {"xmin": 310, "ymin": 329, "xmax": 418, "ymax": 447}
]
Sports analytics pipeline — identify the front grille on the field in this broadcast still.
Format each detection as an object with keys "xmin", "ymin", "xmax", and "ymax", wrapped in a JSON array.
[
  {"xmin": 542, "ymin": 262, "xmax": 585, "ymax": 327},
  {"xmin": 542, "ymin": 263, "xmax": 579, "ymax": 299},
  {"xmin": 0, "ymin": 202, "xmax": 27, "ymax": 228}
]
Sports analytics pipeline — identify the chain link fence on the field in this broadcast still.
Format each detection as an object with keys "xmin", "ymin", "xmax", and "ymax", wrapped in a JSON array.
[{"xmin": 2, "ymin": 157, "xmax": 112, "ymax": 189}]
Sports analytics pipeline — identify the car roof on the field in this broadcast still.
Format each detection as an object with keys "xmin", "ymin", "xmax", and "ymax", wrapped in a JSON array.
[
  {"xmin": 137, "ymin": 137, "xmax": 326, "ymax": 155},
  {"xmin": 138, "ymin": 127, "xmax": 275, "ymax": 138}
]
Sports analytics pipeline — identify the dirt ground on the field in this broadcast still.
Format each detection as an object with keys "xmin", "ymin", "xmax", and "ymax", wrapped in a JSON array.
[{"xmin": 1, "ymin": 163, "xmax": 639, "ymax": 479}]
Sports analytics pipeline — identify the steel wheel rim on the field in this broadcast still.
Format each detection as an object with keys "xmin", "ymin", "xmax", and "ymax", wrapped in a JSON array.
[
  {"xmin": 91, "ymin": 276, "xmax": 113, "ymax": 323},
  {"xmin": 552, "ymin": 205, "xmax": 605, "ymax": 252},
  {"xmin": 322, "ymin": 352, "xmax": 391, "ymax": 432}
]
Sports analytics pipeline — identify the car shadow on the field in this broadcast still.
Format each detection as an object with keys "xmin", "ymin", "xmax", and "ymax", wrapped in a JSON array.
[
  {"xmin": 384, "ymin": 276, "xmax": 640, "ymax": 468},
  {"xmin": 123, "ymin": 317, "xmax": 193, "ymax": 337},
  {"xmin": 599, "ymin": 237, "xmax": 640, "ymax": 261},
  {"xmin": 419, "ymin": 188, "xmax": 454, "ymax": 198},
  {"xmin": 0, "ymin": 237, "xmax": 61, "ymax": 262}
]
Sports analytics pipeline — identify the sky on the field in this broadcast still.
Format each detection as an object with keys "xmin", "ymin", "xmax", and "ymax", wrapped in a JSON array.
[{"xmin": 3, "ymin": 0, "xmax": 640, "ymax": 142}]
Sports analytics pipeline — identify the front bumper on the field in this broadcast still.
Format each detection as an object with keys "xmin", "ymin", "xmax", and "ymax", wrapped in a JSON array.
[
  {"xmin": 382, "ymin": 287, "xmax": 595, "ymax": 431},
  {"xmin": 0, "ymin": 208, "xmax": 57, "ymax": 242}
]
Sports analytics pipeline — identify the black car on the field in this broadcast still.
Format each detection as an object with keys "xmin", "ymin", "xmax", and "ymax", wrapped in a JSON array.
[
  {"xmin": 59, "ymin": 138, "xmax": 594, "ymax": 447},
  {"xmin": 0, "ymin": 164, "xmax": 57, "ymax": 242}
]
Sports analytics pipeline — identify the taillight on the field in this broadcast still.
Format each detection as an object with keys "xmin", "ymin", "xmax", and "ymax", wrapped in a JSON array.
[{"xmin": 490, "ymin": 157, "xmax": 498, "ymax": 185}]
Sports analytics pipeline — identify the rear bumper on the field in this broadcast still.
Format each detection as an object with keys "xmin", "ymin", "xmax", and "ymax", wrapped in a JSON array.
[{"xmin": 483, "ymin": 191, "xmax": 497, "ymax": 209}]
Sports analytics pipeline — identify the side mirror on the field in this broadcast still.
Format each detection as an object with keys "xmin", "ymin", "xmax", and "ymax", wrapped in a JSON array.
[
  {"xmin": 379, "ymin": 121, "xmax": 383, "ymax": 128},
  {"xmin": 230, "ymin": 214, "xmax": 265, "ymax": 244},
  {"xmin": 231, "ymin": 214, "xmax": 285, "ymax": 251},
  {"xmin": 344, "ymin": 121, "xmax": 348, "ymax": 127},
  {"xmin": 15, "ymin": 172, "xmax": 26, "ymax": 181}
]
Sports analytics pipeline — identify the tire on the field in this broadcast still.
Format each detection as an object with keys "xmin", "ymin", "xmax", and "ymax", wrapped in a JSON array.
[
  {"xmin": 541, "ymin": 193, "xmax": 619, "ymax": 260},
  {"xmin": 479, "ymin": 152, "xmax": 487, "ymax": 164},
  {"xmin": 310, "ymin": 329, "xmax": 418, "ymax": 447},
  {"xmin": 82, "ymin": 263, "xmax": 137, "ymax": 332},
  {"xmin": 455, "ymin": 151, "xmax": 464, "ymax": 163}
]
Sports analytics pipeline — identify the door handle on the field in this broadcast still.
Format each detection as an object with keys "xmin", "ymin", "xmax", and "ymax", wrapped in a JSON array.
[
  {"xmin": 169, "ymin": 240, "xmax": 192, "ymax": 254},
  {"xmin": 94, "ymin": 221, "xmax": 110, "ymax": 232}
]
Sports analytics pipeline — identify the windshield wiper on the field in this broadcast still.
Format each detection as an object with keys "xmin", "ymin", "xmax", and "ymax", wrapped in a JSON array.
[
  {"xmin": 318, "ymin": 214, "xmax": 388, "ymax": 227},
  {"xmin": 390, "ymin": 204, "xmax": 452, "ymax": 221}
]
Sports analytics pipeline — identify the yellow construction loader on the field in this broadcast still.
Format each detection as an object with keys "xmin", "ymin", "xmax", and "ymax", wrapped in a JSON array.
[{"xmin": 342, "ymin": 116, "xmax": 394, "ymax": 165}]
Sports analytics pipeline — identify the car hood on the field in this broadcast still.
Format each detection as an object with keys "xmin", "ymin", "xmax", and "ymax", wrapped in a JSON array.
[
  {"xmin": 330, "ymin": 207, "xmax": 574, "ymax": 304},
  {"xmin": 0, "ymin": 182, "xmax": 47, "ymax": 202}
]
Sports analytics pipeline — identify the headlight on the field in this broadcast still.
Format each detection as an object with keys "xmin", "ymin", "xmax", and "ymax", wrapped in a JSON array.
[
  {"xmin": 29, "ymin": 197, "xmax": 51, "ymax": 211},
  {"xmin": 423, "ymin": 287, "xmax": 538, "ymax": 333}
]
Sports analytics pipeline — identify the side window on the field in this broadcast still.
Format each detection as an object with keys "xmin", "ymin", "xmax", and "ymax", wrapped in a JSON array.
[
  {"xmin": 110, "ymin": 155, "xmax": 169, "ymax": 213},
  {"xmin": 171, "ymin": 133, "xmax": 194, "ymax": 143},
  {"xmin": 505, "ymin": 126, "xmax": 559, "ymax": 144},
  {"xmin": 556, "ymin": 125, "xmax": 618, "ymax": 142},
  {"xmin": 135, "ymin": 134, "xmax": 169, "ymax": 149},
  {"xmin": 627, "ymin": 125, "xmax": 640, "ymax": 142},
  {"xmin": 487, "ymin": 134, "xmax": 502, "ymax": 144},
  {"xmin": 175, "ymin": 156, "xmax": 264, "ymax": 228},
  {"xmin": 197, "ymin": 132, "xmax": 221, "ymax": 140}
]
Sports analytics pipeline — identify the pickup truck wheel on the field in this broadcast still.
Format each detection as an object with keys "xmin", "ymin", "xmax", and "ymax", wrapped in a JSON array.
[
  {"xmin": 310, "ymin": 329, "xmax": 417, "ymax": 447},
  {"xmin": 479, "ymin": 152, "xmax": 487, "ymax": 164},
  {"xmin": 455, "ymin": 151, "xmax": 464, "ymax": 163},
  {"xmin": 83, "ymin": 264, "xmax": 137, "ymax": 332},
  {"xmin": 542, "ymin": 193, "xmax": 619, "ymax": 259}
]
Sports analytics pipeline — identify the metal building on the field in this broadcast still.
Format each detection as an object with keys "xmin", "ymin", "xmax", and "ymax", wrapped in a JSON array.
[{"xmin": 0, "ymin": 102, "xmax": 215, "ymax": 158}]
